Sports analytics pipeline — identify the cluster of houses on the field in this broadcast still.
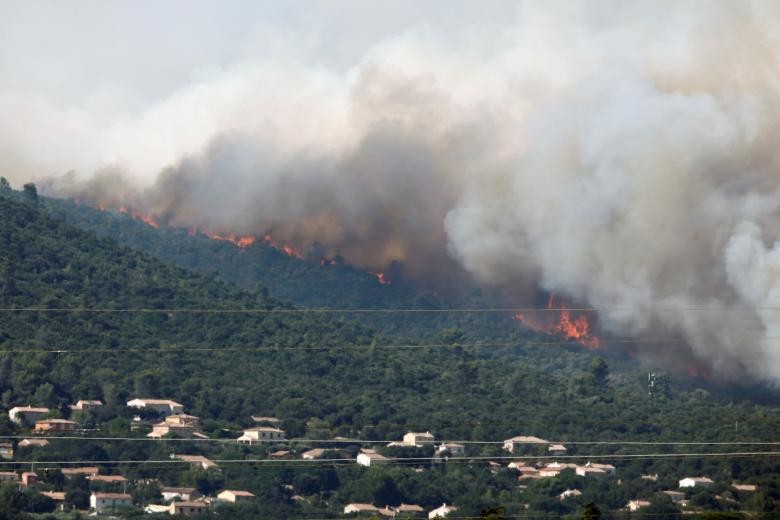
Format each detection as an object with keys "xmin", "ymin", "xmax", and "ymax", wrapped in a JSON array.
[{"xmin": 343, "ymin": 502, "xmax": 457, "ymax": 519}]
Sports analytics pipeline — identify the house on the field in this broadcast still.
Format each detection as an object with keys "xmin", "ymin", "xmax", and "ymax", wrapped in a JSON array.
[
  {"xmin": 61, "ymin": 467, "xmax": 100, "ymax": 478},
  {"xmin": 641, "ymin": 474, "xmax": 659, "ymax": 481},
  {"xmin": 344, "ymin": 503, "xmax": 378, "ymax": 514},
  {"xmin": 8, "ymin": 406, "xmax": 50, "ymax": 425},
  {"xmin": 34, "ymin": 418, "xmax": 79, "ymax": 433},
  {"xmin": 161, "ymin": 487, "xmax": 201, "ymax": 502},
  {"xmin": 437, "ymin": 443, "xmax": 465, "ymax": 456},
  {"xmin": 0, "ymin": 471, "xmax": 18, "ymax": 482},
  {"xmin": 17, "ymin": 438, "xmax": 48, "ymax": 448},
  {"xmin": 661, "ymin": 490, "xmax": 686, "ymax": 503},
  {"xmin": 403, "ymin": 431, "xmax": 435, "ymax": 446},
  {"xmin": 217, "ymin": 489, "xmax": 255, "ymax": 502},
  {"xmin": 576, "ymin": 462, "xmax": 615, "ymax": 477},
  {"xmin": 395, "ymin": 503, "xmax": 424, "ymax": 515},
  {"xmin": 732, "ymin": 482, "xmax": 757, "ymax": 492},
  {"xmin": 90, "ymin": 492, "xmax": 132, "ymax": 513},
  {"xmin": 237, "ymin": 426, "xmax": 286, "ymax": 444},
  {"xmin": 126, "ymin": 398, "xmax": 184, "ymax": 417},
  {"xmin": 302, "ymin": 448, "xmax": 327, "ymax": 460},
  {"xmin": 70, "ymin": 400, "xmax": 103, "ymax": 411},
  {"xmin": 357, "ymin": 449, "xmax": 389, "ymax": 467},
  {"xmin": 174, "ymin": 454, "xmax": 218, "ymax": 470},
  {"xmin": 170, "ymin": 501, "xmax": 207, "ymax": 515},
  {"xmin": 41, "ymin": 491, "xmax": 66, "ymax": 502},
  {"xmin": 251, "ymin": 416, "xmax": 282, "ymax": 427},
  {"xmin": 21, "ymin": 472, "xmax": 37, "ymax": 487},
  {"xmin": 0, "ymin": 443, "xmax": 13, "ymax": 460},
  {"xmin": 270, "ymin": 450, "xmax": 291, "ymax": 459},
  {"xmin": 429, "ymin": 503, "xmax": 458, "ymax": 519},
  {"xmin": 165, "ymin": 414, "xmax": 201, "ymax": 426},
  {"xmin": 539, "ymin": 463, "xmax": 567, "ymax": 478},
  {"xmin": 679, "ymin": 476, "xmax": 714, "ymax": 488},
  {"xmin": 548, "ymin": 444, "xmax": 567, "ymax": 455},
  {"xmin": 559, "ymin": 489, "xmax": 582, "ymax": 500},
  {"xmin": 148, "ymin": 421, "xmax": 201, "ymax": 439},
  {"xmin": 503, "ymin": 435, "xmax": 549, "ymax": 453},
  {"xmin": 627, "ymin": 500, "xmax": 651, "ymax": 512},
  {"xmin": 510, "ymin": 464, "xmax": 540, "ymax": 479}
]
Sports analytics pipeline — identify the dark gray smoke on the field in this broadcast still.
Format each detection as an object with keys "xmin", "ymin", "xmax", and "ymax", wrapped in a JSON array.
[{"xmin": 34, "ymin": 2, "xmax": 780, "ymax": 382}]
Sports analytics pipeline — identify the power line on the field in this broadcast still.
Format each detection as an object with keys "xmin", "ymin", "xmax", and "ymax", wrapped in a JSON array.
[
  {"xmin": 3, "ymin": 434, "xmax": 780, "ymax": 447},
  {"xmin": 0, "ymin": 305, "xmax": 777, "ymax": 314},
  {"xmin": 2, "ymin": 451, "xmax": 779, "ymax": 467}
]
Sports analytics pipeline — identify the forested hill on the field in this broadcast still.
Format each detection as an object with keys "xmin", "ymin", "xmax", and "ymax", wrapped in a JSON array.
[
  {"xmin": 44, "ymin": 195, "xmax": 519, "ymax": 340},
  {"xmin": 2, "ymin": 185, "xmax": 780, "ymax": 517}
]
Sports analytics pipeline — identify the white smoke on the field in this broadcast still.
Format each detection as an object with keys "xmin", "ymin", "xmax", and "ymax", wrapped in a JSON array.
[{"xmin": 10, "ymin": 1, "xmax": 780, "ymax": 380}]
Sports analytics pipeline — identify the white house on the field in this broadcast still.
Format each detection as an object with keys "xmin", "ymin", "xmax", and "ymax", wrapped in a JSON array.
[
  {"xmin": 679, "ymin": 477, "xmax": 714, "ymax": 488},
  {"xmin": 344, "ymin": 503, "xmax": 378, "ymax": 514},
  {"xmin": 503, "ymin": 435, "xmax": 549, "ymax": 453},
  {"xmin": 160, "ymin": 487, "xmax": 200, "ymax": 502},
  {"xmin": 559, "ymin": 489, "xmax": 582, "ymax": 500},
  {"xmin": 302, "ymin": 448, "xmax": 327, "ymax": 460},
  {"xmin": 90, "ymin": 492, "xmax": 132, "ymax": 513},
  {"xmin": 403, "ymin": 431, "xmax": 435, "ymax": 446},
  {"xmin": 217, "ymin": 490, "xmax": 255, "ymax": 502},
  {"xmin": 70, "ymin": 400, "xmax": 103, "ymax": 411},
  {"xmin": 126, "ymin": 399, "xmax": 183, "ymax": 417},
  {"xmin": 8, "ymin": 406, "xmax": 50, "ymax": 425},
  {"xmin": 661, "ymin": 490, "xmax": 686, "ymax": 503},
  {"xmin": 429, "ymin": 503, "xmax": 458, "ymax": 519},
  {"xmin": 170, "ymin": 501, "xmax": 208, "ymax": 515},
  {"xmin": 627, "ymin": 500, "xmax": 651, "ymax": 512},
  {"xmin": 576, "ymin": 462, "xmax": 615, "ymax": 477},
  {"xmin": 548, "ymin": 444, "xmax": 567, "ymax": 455},
  {"xmin": 237, "ymin": 426, "xmax": 286, "ymax": 444},
  {"xmin": 357, "ymin": 449, "xmax": 389, "ymax": 467},
  {"xmin": 437, "ymin": 443, "xmax": 465, "ymax": 456},
  {"xmin": 174, "ymin": 454, "xmax": 218, "ymax": 470}
]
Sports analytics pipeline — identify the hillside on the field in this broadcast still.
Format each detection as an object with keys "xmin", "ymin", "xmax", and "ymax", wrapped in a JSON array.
[
  {"xmin": 44, "ymin": 196, "xmax": 520, "ymax": 341},
  {"xmin": 1, "ymin": 186, "xmax": 780, "ymax": 518}
]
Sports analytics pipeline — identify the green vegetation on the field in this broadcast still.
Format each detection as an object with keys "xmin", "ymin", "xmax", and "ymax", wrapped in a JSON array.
[{"xmin": 0, "ymin": 184, "xmax": 779, "ymax": 518}]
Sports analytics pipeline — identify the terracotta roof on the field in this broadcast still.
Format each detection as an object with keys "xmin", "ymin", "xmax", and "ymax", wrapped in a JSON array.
[
  {"xmin": 61, "ymin": 467, "xmax": 99, "ymax": 475},
  {"xmin": 89, "ymin": 475, "xmax": 127, "ymax": 482},
  {"xmin": 18, "ymin": 438, "xmax": 48, "ymax": 447},
  {"xmin": 161, "ymin": 487, "xmax": 197, "ymax": 494},
  {"xmin": 10, "ymin": 406, "xmax": 49, "ymax": 413},
  {"xmin": 41, "ymin": 491, "xmax": 66, "ymax": 500},
  {"xmin": 221, "ymin": 489, "xmax": 255, "ymax": 497},
  {"xmin": 93, "ymin": 492, "xmax": 132, "ymax": 499},
  {"xmin": 504, "ymin": 435, "xmax": 549, "ymax": 444},
  {"xmin": 172, "ymin": 501, "xmax": 207, "ymax": 507}
]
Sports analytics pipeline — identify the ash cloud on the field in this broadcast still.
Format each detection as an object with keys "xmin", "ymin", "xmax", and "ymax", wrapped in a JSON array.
[{"xmin": 22, "ymin": 2, "xmax": 780, "ymax": 381}]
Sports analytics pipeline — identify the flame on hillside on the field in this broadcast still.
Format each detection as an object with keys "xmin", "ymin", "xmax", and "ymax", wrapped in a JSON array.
[
  {"xmin": 118, "ymin": 206, "xmax": 159, "ymax": 228},
  {"xmin": 514, "ymin": 294, "xmax": 600, "ymax": 349},
  {"xmin": 369, "ymin": 271, "xmax": 391, "ymax": 285}
]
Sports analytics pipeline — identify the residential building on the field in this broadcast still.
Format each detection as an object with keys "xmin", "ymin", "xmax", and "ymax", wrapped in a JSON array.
[
  {"xmin": 174, "ymin": 454, "xmax": 218, "ymax": 470},
  {"xmin": 576, "ymin": 462, "xmax": 615, "ymax": 477},
  {"xmin": 270, "ymin": 450, "xmax": 291, "ymax": 459},
  {"xmin": 403, "ymin": 431, "xmax": 435, "ymax": 446},
  {"xmin": 41, "ymin": 491, "xmax": 66, "ymax": 502},
  {"xmin": 170, "ymin": 501, "xmax": 207, "ymax": 515},
  {"xmin": 161, "ymin": 487, "xmax": 201, "ymax": 502},
  {"xmin": 90, "ymin": 492, "xmax": 132, "ymax": 513},
  {"xmin": 147, "ymin": 421, "xmax": 201, "ymax": 439},
  {"xmin": 126, "ymin": 399, "xmax": 184, "ymax": 417},
  {"xmin": 8, "ymin": 406, "xmax": 50, "ymax": 425},
  {"xmin": 17, "ymin": 438, "xmax": 48, "ymax": 448},
  {"xmin": 344, "ymin": 503, "xmax": 378, "ymax": 514},
  {"xmin": 548, "ymin": 444, "xmax": 567, "ymax": 455},
  {"xmin": 641, "ymin": 474, "xmax": 659, "ymax": 481},
  {"xmin": 429, "ymin": 503, "xmax": 458, "ymax": 519},
  {"xmin": 217, "ymin": 490, "xmax": 255, "ymax": 502},
  {"xmin": 21, "ymin": 472, "xmax": 37, "ymax": 487},
  {"xmin": 70, "ymin": 400, "xmax": 103, "ymax": 411},
  {"xmin": 302, "ymin": 448, "xmax": 326, "ymax": 460},
  {"xmin": 61, "ymin": 467, "xmax": 100, "ymax": 478},
  {"xmin": 732, "ymin": 482, "xmax": 757, "ymax": 492},
  {"xmin": 0, "ymin": 443, "xmax": 13, "ymax": 460},
  {"xmin": 394, "ymin": 503, "xmax": 425, "ymax": 515},
  {"xmin": 357, "ymin": 449, "xmax": 389, "ymax": 467},
  {"xmin": 437, "ymin": 443, "xmax": 465, "ymax": 456},
  {"xmin": 503, "ymin": 435, "xmax": 549, "ymax": 453},
  {"xmin": 627, "ymin": 500, "xmax": 651, "ymax": 512},
  {"xmin": 237, "ymin": 426, "xmax": 286, "ymax": 444},
  {"xmin": 679, "ymin": 476, "xmax": 714, "ymax": 488},
  {"xmin": 164, "ymin": 414, "xmax": 201, "ymax": 426},
  {"xmin": 34, "ymin": 418, "xmax": 79, "ymax": 433},
  {"xmin": 559, "ymin": 489, "xmax": 582, "ymax": 500}
]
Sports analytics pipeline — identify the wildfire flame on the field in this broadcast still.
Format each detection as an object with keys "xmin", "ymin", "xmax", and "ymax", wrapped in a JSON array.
[
  {"xmin": 118, "ymin": 206, "xmax": 159, "ymax": 228},
  {"xmin": 369, "ymin": 271, "xmax": 391, "ymax": 285},
  {"xmin": 514, "ymin": 293, "xmax": 600, "ymax": 349}
]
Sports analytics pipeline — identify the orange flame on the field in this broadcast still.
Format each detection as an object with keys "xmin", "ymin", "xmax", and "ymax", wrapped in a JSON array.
[
  {"xmin": 369, "ymin": 271, "xmax": 391, "ymax": 285},
  {"xmin": 117, "ymin": 206, "xmax": 160, "ymax": 229},
  {"xmin": 514, "ymin": 294, "xmax": 600, "ymax": 349}
]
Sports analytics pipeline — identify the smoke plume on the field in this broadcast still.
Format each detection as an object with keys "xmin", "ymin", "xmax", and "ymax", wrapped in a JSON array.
[{"xmin": 21, "ymin": 2, "xmax": 780, "ymax": 381}]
